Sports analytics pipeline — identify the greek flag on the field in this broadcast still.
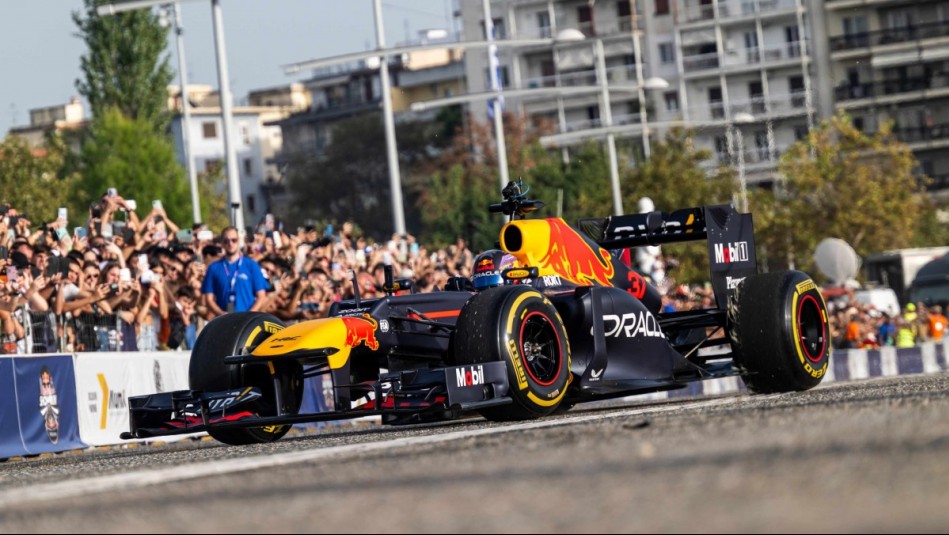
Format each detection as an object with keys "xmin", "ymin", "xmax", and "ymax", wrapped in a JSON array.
[{"xmin": 486, "ymin": 17, "xmax": 504, "ymax": 120}]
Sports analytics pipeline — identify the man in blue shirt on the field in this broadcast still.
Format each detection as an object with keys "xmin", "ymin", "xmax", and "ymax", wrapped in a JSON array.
[{"xmin": 201, "ymin": 226, "xmax": 268, "ymax": 317}]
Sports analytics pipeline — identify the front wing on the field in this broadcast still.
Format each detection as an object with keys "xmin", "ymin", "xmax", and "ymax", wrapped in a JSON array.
[{"xmin": 121, "ymin": 361, "xmax": 511, "ymax": 440}]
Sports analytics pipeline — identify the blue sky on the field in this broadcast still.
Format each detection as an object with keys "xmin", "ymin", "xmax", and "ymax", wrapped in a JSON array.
[{"xmin": 1, "ymin": 0, "xmax": 454, "ymax": 136}]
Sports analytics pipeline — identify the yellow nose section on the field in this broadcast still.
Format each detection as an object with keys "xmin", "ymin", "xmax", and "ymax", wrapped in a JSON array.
[{"xmin": 251, "ymin": 315, "xmax": 380, "ymax": 369}]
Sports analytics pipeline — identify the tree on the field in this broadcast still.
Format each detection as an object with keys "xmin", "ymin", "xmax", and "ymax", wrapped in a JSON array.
[
  {"xmin": 622, "ymin": 127, "xmax": 738, "ymax": 283},
  {"xmin": 755, "ymin": 111, "xmax": 940, "ymax": 278},
  {"xmin": 196, "ymin": 161, "xmax": 230, "ymax": 233},
  {"xmin": 412, "ymin": 113, "xmax": 565, "ymax": 251},
  {"xmin": 74, "ymin": 0, "xmax": 174, "ymax": 133},
  {"xmin": 78, "ymin": 108, "xmax": 192, "ymax": 225},
  {"xmin": 0, "ymin": 135, "xmax": 81, "ymax": 226}
]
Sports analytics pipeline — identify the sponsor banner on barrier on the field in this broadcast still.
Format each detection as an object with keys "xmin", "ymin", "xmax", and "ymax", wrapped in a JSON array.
[
  {"xmin": 0, "ymin": 358, "xmax": 21, "ymax": 459},
  {"xmin": 14, "ymin": 355, "xmax": 85, "ymax": 456},
  {"xmin": 73, "ymin": 351, "xmax": 193, "ymax": 446}
]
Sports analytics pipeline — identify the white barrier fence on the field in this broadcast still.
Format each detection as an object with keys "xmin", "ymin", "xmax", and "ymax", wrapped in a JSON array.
[{"xmin": 2, "ymin": 339, "xmax": 947, "ymax": 459}]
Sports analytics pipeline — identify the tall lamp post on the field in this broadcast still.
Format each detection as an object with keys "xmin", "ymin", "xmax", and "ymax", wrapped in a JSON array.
[
  {"xmin": 733, "ymin": 111, "xmax": 755, "ymax": 213},
  {"xmin": 483, "ymin": 0, "xmax": 508, "ymax": 191},
  {"xmin": 98, "ymin": 0, "xmax": 244, "ymax": 233},
  {"xmin": 159, "ymin": 2, "xmax": 201, "ymax": 224}
]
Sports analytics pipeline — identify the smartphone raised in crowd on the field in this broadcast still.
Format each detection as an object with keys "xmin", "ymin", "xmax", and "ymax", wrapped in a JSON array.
[
  {"xmin": 57, "ymin": 207, "xmax": 68, "ymax": 221},
  {"xmin": 152, "ymin": 200, "xmax": 163, "ymax": 210}
]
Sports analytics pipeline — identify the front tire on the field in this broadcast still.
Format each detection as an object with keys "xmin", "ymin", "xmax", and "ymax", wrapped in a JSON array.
[
  {"xmin": 728, "ymin": 271, "xmax": 830, "ymax": 393},
  {"xmin": 189, "ymin": 312, "xmax": 302, "ymax": 445},
  {"xmin": 453, "ymin": 286, "xmax": 571, "ymax": 420}
]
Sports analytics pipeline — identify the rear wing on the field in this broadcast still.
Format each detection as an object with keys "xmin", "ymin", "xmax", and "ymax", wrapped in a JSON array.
[{"xmin": 578, "ymin": 204, "xmax": 758, "ymax": 308}]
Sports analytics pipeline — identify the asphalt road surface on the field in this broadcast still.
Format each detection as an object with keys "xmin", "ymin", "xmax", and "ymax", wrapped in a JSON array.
[{"xmin": 1, "ymin": 373, "xmax": 947, "ymax": 533}]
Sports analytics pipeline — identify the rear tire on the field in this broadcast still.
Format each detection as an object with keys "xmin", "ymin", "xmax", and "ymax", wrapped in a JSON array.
[
  {"xmin": 453, "ymin": 286, "xmax": 570, "ymax": 420},
  {"xmin": 728, "ymin": 271, "xmax": 830, "ymax": 393},
  {"xmin": 189, "ymin": 312, "xmax": 302, "ymax": 445}
]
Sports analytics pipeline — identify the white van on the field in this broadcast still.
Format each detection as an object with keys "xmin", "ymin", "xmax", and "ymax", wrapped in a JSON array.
[{"xmin": 853, "ymin": 288, "xmax": 901, "ymax": 317}]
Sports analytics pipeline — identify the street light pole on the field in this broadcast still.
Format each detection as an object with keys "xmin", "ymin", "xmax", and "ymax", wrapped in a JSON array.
[
  {"xmin": 733, "ymin": 112, "xmax": 755, "ymax": 213},
  {"xmin": 594, "ymin": 38, "xmax": 623, "ymax": 216},
  {"xmin": 168, "ymin": 2, "xmax": 202, "ymax": 225},
  {"xmin": 97, "ymin": 0, "xmax": 242, "ymax": 232},
  {"xmin": 483, "ymin": 0, "xmax": 509, "ymax": 191},
  {"xmin": 373, "ymin": 0, "xmax": 406, "ymax": 236},
  {"xmin": 210, "ymin": 0, "xmax": 243, "ymax": 234}
]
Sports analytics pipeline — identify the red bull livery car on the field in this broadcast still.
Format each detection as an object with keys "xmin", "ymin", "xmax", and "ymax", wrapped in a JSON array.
[{"xmin": 122, "ymin": 181, "xmax": 831, "ymax": 446}]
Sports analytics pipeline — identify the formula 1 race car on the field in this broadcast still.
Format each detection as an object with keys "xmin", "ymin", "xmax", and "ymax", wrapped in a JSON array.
[{"xmin": 122, "ymin": 180, "xmax": 831, "ymax": 446}]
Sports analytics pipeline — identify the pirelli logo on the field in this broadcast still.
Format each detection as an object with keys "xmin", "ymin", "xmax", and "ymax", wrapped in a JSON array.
[
  {"xmin": 795, "ymin": 280, "xmax": 816, "ymax": 294},
  {"xmin": 264, "ymin": 321, "xmax": 284, "ymax": 334}
]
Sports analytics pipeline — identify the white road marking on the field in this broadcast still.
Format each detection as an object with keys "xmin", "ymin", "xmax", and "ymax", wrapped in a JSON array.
[{"xmin": 0, "ymin": 396, "xmax": 744, "ymax": 507}]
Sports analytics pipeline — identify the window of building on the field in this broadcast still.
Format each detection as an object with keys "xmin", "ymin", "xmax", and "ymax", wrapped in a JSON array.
[
  {"xmin": 715, "ymin": 135, "xmax": 729, "ymax": 162},
  {"xmin": 202, "ymin": 121, "xmax": 217, "ymax": 139},
  {"xmin": 749, "ymin": 81, "xmax": 764, "ymax": 113},
  {"xmin": 709, "ymin": 86, "xmax": 724, "ymax": 119},
  {"xmin": 789, "ymin": 75, "xmax": 806, "ymax": 107},
  {"xmin": 241, "ymin": 123, "xmax": 250, "ymax": 145},
  {"xmin": 483, "ymin": 66, "xmax": 511, "ymax": 89},
  {"xmin": 587, "ymin": 105, "xmax": 601, "ymax": 127},
  {"xmin": 578, "ymin": 5, "xmax": 594, "ymax": 36},
  {"xmin": 246, "ymin": 194, "xmax": 256, "ymax": 214},
  {"xmin": 481, "ymin": 17, "xmax": 506, "ymax": 39},
  {"xmin": 659, "ymin": 42, "xmax": 675, "ymax": 64},
  {"xmin": 243, "ymin": 158, "xmax": 253, "ymax": 176},
  {"xmin": 655, "ymin": 0, "xmax": 670, "ymax": 16},
  {"xmin": 785, "ymin": 26, "xmax": 801, "ymax": 57},
  {"xmin": 793, "ymin": 124, "xmax": 808, "ymax": 141},
  {"xmin": 664, "ymin": 91, "xmax": 679, "ymax": 112},
  {"xmin": 537, "ymin": 11, "xmax": 551, "ymax": 38},
  {"xmin": 204, "ymin": 159, "xmax": 221, "ymax": 173}
]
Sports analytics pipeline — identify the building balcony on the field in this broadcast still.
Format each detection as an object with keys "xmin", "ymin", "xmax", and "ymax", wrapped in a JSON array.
[
  {"xmin": 834, "ymin": 75, "xmax": 949, "ymax": 102},
  {"xmin": 678, "ymin": 0, "xmax": 800, "ymax": 25},
  {"xmin": 684, "ymin": 40, "xmax": 806, "ymax": 74},
  {"xmin": 829, "ymin": 20, "xmax": 949, "ymax": 52},
  {"xmin": 893, "ymin": 123, "xmax": 949, "ymax": 144}
]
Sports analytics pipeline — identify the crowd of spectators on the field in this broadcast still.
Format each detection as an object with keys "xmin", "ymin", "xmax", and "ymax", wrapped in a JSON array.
[
  {"xmin": 0, "ymin": 191, "xmax": 476, "ymax": 354},
  {"xmin": 0, "ymin": 191, "xmax": 942, "ymax": 355},
  {"xmin": 824, "ymin": 291, "xmax": 947, "ymax": 350}
]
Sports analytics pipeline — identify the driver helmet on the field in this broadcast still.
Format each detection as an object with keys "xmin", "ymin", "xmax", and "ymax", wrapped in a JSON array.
[{"xmin": 471, "ymin": 249, "xmax": 516, "ymax": 290}]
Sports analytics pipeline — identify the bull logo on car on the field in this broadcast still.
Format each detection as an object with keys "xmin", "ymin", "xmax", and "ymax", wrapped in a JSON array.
[
  {"xmin": 538, "ymin": 219, "xmax": 615, "ymax": 287},
  {"xmin": 341, "ymin": 314, "xmax": 380, "ymax": 351}
]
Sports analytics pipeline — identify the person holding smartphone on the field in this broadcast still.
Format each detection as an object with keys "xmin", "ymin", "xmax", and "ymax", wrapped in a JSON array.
[{"xmin": 200, "ymin": 226, "xmax": 268, "ymax": 317}]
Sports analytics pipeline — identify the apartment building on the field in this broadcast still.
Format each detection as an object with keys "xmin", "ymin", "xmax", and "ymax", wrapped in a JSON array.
[
  {"xmin": 458, "ymin": 0, "xmax": 818, "ymax": 188},
  {"xmin": 821, "ymin": 0, "xmax": 949, "ymax": 195},
  {"xmin": 275, "ymin": 32, "xmax": 466, "ymax": 160},
  {"xmin": 167, "ymin": 83, "xmax": 310, "ymax": 226},
  {"xmin": 6, "ymin": 97, "xmax": 87, "ymax": 152}
]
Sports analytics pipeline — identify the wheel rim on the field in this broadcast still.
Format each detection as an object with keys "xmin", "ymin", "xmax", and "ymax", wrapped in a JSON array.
[
  {"xmin": 797, "ymin": 294, "xmax": 827, "ymax": 363},
  {"xmin": 518, "ymin": 311, "xmax": 563, "ymax": 386}
]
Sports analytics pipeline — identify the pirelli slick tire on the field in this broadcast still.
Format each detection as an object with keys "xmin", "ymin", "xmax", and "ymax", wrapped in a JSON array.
[
  {"xmin": 189, "ymin": 312, "xmax": 302, "ymax": 445},
  {"xmin": 454, "ymin": 285, "xmax": 570, "ymax": 421},
  {"xmin": 728, "ymin": 270, "xmax": 830, "ymax": 394}
]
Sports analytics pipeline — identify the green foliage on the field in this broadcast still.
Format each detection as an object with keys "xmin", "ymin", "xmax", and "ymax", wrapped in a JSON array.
[
  {"xmin": 623, "ymin": 127, "xmax": 737, "ymax": 283},
  {"xmin": 417, "ymin": 165, "xmax": 498, "ymax": 250},
  {"xmin": 74, "ymin": 0, "xmax": 174, "ymax": 133},
  {"xmin": 197, "ymin": 161, "xmax": 230, "ymax": 233},
  {"xmin": 756, "ymin": 111, "xmax": 935, "ymax": 279},
  {"xmin": 0, "ymin": 135, "xmax": 81, "ymax": 226},
  {"xmin": 78, "ymin": 108, "xmax": 191, "ymax": 225}
]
